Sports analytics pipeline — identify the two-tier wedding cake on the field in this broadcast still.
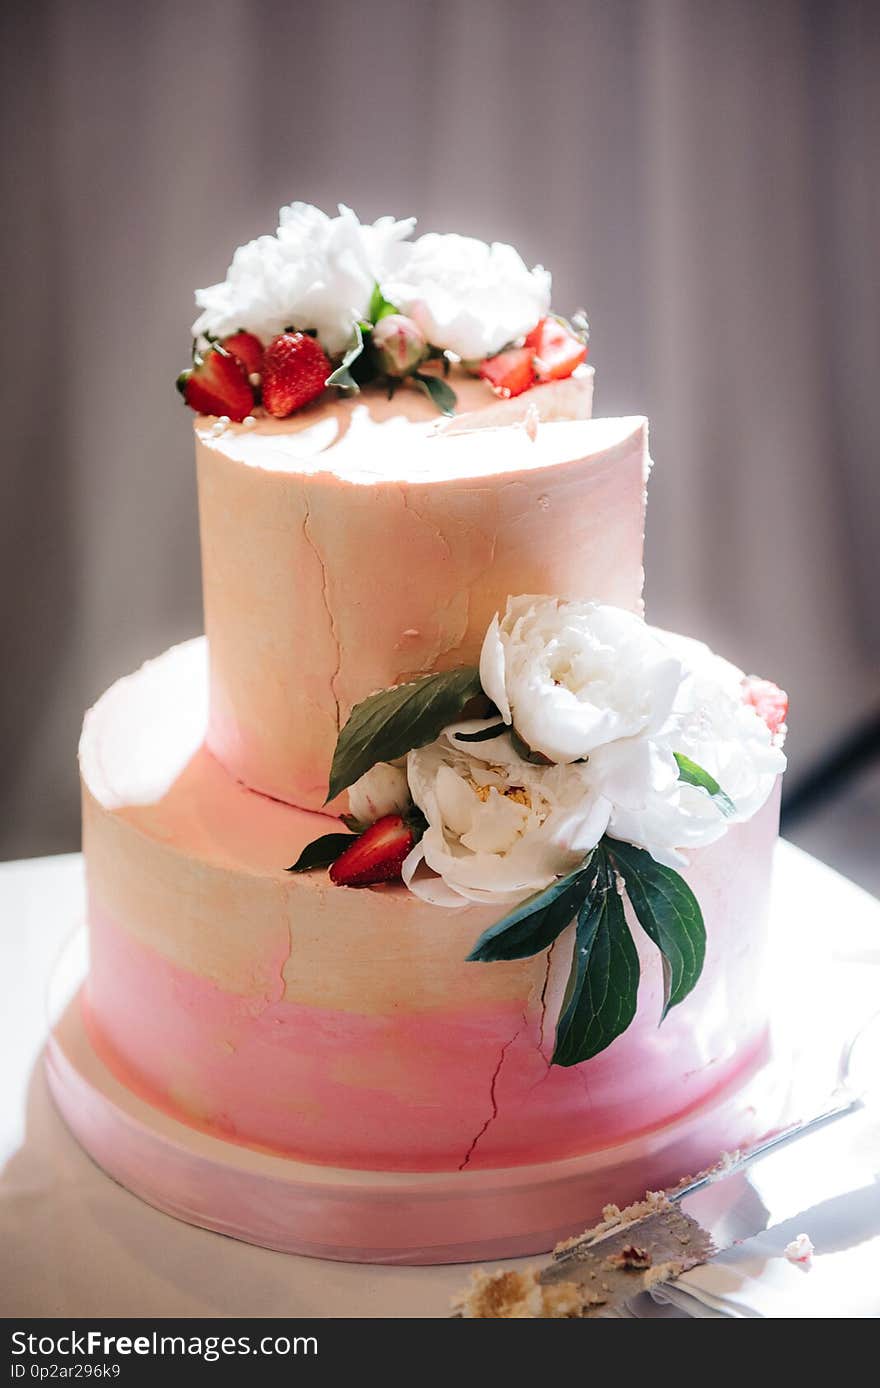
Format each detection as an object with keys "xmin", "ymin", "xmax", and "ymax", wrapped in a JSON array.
[{"xmin": 63, "ymin": 203, "xmax": 789, "ymax": 1263}]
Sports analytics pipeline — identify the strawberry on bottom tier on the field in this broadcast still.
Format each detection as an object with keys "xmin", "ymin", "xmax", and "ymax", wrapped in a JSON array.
[{"xmin": 80, "ymin": 639, "xmax": 781, "ymax": 1174}]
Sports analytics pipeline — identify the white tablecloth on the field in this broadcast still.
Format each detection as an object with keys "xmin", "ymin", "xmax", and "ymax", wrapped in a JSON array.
[{"xmin": 1, "ymin": 845, "xmax": 878, "ymax": 1318}]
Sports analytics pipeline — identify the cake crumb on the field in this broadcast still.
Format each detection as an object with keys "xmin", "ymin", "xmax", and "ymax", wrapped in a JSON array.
[
  {"xmin": 784, "ymin": 1233, "xmax": 814, "ymax": 1265},
  {"xmin": 710, "ymin": 1149, "xmax": 742, "ymax": 1178},
  {"xmin": 451, "ymin": 1268, "xmax": 587, "ymax": 1319},
  {"xmin": 606, "ymin": 1244, "xmax": 652, "ymax": 1271},
  {"xmin": 641, "ymin": 1259, "xmax": 686, "ymax": 1291},
  {"xmin": 554, "ymin": 1190, "xmax": 672, "ymax": 1255}
]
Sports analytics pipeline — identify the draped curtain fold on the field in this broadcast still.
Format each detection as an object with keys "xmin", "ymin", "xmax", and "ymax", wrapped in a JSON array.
[{"xmin": 1, "ymin": 0, "xmax": 878, "ymax": 857}]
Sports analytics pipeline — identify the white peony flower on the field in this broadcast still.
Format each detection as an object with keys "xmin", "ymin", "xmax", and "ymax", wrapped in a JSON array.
[
  {"xmin": 480, "ymin": 596, "xmax": 684, "ymax": 765},
  {"xmin": 382, "ymin": 233, "xmax": 551, "ymax": 360},
  {"xmin": 402, "ymin": 722, "xmax": 610, "ymax": 907},
  {"xmin": 192, "ymin": 203, "xmax": 415, "ymax": 356},
  {"xmin": 605, "ymin": 630, "xmax": 787, "ymax": 867},
  {"xmin": 347, "ymin": 760, "xmax": 411, "ymax": 825}
]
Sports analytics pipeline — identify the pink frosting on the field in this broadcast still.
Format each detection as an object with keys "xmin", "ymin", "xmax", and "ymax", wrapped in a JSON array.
[
  {"xmin": 85, "ymin": 887, "xmax": 773, "ymax": 1173},
  {"xmin": 48, "ymin": 990, "xmax": 785, "ymax": 1264},
  {"xmin": 81, "ymin": 639, "xmax": 781, "ymax": 1174}
]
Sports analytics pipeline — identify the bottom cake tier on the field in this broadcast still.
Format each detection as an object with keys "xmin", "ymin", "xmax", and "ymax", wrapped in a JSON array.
[{"xmin": 74, "ymin": 638, "xmax": 783, "ymax": 1255}]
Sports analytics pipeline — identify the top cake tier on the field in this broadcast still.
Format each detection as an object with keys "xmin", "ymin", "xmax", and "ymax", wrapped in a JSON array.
[{"xmin": 196, "ymin": 375, "xmax": 649, "ymax": 811}]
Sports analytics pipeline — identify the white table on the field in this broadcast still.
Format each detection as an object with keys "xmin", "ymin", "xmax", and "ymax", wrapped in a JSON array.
[{"xmin": 1, "ymin": 846, "xmax": 878, "ymax": 1318}]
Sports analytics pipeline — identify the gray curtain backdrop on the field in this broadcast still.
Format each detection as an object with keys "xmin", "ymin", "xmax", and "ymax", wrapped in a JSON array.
[{"xmin": 2, "ymin": 0, "xmax": 878, "ymax": 859}]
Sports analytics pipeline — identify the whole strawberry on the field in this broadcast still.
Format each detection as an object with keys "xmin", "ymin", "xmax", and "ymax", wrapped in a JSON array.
[{"xmin": 262, "ymin": 332, "xmax": 331, "ymax": 418}]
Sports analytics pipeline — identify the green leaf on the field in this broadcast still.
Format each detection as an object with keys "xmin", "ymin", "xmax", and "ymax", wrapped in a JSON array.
[
  {"xmin": 674, "ymin": 752, "xmax": 736, "ymax": 817},
  {"xmin": 553, "ymin": 849, "xmax": 640, "ymax": 1066},
  {"xmin": 369, "ymin": 283, "xmax": 399, "ymax": 323},
  {"xmin": 604, "ymin": 837, "xmax": 706, "ymax": 1019},
  {"xmin": 326, "ymin": 322, "xmax": 365, "ymax": 392},
  {"xmin": 453, "ymin": 723, "xmax": 507, "ymax": 743},
  {"xmin": 413, "ymin": 372, "xmax": 457, "ymax": 416},
  {"xmin": 326, "ymin": 667, "xmax": 483, "ymax": 803},
  {"xmin": 287, "ymin": 833, "xmax": 354, "ymax": 873},
  {"xmin": 467, "ymin": 855, "xmax": 599, "ymax": 963}
]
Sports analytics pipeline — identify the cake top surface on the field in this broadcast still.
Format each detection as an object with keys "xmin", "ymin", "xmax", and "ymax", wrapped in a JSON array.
[
  {"xmin": 196, "ymin": 406, "xmax": 643, "ymax": 484},
  {"xmin": 79, "ymin": 639, "xmax": 324, "ymax": 871},
  {"xmin": 178, "ymin": 201, "xmax": 591, "ymax": 427}
]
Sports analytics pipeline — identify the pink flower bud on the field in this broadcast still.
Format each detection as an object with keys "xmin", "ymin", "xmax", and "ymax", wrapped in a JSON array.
[{"xmin": 372, "ymin": 314, "xmax": 428, "ymax": 376}]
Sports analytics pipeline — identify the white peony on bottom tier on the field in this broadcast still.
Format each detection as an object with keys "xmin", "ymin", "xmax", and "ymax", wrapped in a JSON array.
[{"xmin": 66, "ymin": 638, "xmax": 786, "ymax": 1263}]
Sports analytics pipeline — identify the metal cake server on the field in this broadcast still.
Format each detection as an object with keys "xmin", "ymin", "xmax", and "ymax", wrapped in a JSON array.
[{"xmin": 540, "ymin": 1009, "xmax": 880, "ymax": 1315}]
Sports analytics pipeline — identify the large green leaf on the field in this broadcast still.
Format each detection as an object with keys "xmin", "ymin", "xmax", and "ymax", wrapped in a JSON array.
[
  {"xmin": 326, "ymin": 667, "xmax": 483, "ymax": 803},
  {"xmin": 466, "ymin": 855, "xmax": 598, "ymax": 963},
  {"xmin": 674, "ymin": 752, "xmax": 735, "ymax": 818},
  {"xmin": 604, "ymin": 837, "xmax": 705, "ymax": 1019},
  {"xmin": 552, "ymin": 850, "xmax": 640, "ymax": 1066},
  {"xmin": 287, "ymin": 833, "xmax": 354, "ymax": 873},
  {"xmin": 413, "ymin": 371, "xmax": 457, "ymax": 416}
]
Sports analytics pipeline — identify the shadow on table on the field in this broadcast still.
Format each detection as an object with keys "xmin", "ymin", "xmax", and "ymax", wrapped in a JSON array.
[
  {"xmin": 0, "ymin": 1053, "xmax": 467, "ymax": 1317},
  {"xmin": 0, "ymin": 1055, "xmax": 328, "ymax": 1316}
]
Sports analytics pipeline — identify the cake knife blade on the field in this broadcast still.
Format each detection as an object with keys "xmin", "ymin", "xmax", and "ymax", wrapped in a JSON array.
[{"xmin": 539, "ymin": 1011, "xmax": 880, "ymax": 1315}]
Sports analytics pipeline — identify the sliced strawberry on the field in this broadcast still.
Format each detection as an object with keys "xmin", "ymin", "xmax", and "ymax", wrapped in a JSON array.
[
  {"xmin": 743, "ymin": 677, "xmax": 789, "ymax": 734},
  {"xmin": 524, "ymin": 316, "xmax": 588, "ymax": 382},
  {"xmin": 329, "ymin": 813, "xmax": 417, "ymax": 887},
  {"xmin": 262, "ymin": 332, "xmax": 331, "ymax": 417},
  {"xmin": 221, "ymin": 330, "xmax": 264, "ymax": 378},
  {"xmin": 177, "ymin": 345, "xmax": 254, "ymax": 421},
  {"xmin": 479, "ymin": 346, "xmax": 536, "ymax": 399}
]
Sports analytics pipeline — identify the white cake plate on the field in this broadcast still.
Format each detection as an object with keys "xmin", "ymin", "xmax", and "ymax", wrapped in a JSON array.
[{"xmin": 44, "ymin": 865, "xmax": 851, "ymax": 1267}]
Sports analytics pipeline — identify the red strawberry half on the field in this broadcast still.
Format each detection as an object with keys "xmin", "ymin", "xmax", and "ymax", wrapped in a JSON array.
[
  {"xmin": 329, "ymin": 814, "xmax": 417, "ymax": 888},
  {"xmin": 479, "ymin": 346, "xmax": 536, "ymax": 399},
  {"xmin": 525, "ymin": 316, "xmax": 588, "ymax": 382},
  {"xmin": 262, "ymin": 331, "xmax": 331, "ymax": 418},
  {"xmin": 743, "ymin": 677, "xmax": 789, "ymax": 734},
  {"xmin": 221, "ymin": 330, "xmax": 264, "ymax": 378},
  {"xmin": 177, "ymin": 345, "xmax": 254, "ymax": 421}
]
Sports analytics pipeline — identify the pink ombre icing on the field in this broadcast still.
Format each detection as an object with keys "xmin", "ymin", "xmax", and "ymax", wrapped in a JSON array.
[{"xmin": 81, "ymin": 640, "xmax": 780, "ymax": 1174}]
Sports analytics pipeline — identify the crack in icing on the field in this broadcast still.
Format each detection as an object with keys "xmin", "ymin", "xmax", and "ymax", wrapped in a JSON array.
[
  {"xmin": 276, "ymin": 877, "xmax": 294, "ymax": 1003},
  {"xmin": 398, "ymin": 486, "xmax": 452, "ymax": 561},
  {"xmin": 301, "ymin": 493, "xmax": 342, "ymax": 732},
  {"xmin": 394, "ymin": 486, "xmax": 472, "ymax": 672},
  {"xmin": 537, "ymin": 940, "xmax": 556, "ymax": 1063},
  {"xmin": 458, "ymin": 1016, "xmax": 525, "ymax": 1170}
]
